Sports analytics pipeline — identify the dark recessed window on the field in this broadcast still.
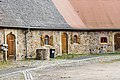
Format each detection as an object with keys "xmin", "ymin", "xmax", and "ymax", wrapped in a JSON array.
[
  {"xmin": 101, "ymin": 37, "xmax": 107, "ymax": 43},
  {"xmin": 73, "ymin": 35, "xmax": 77, "ymax": 43},
  {"xmin": 44, "ymin": 35, "xmax": 49, "ymax": 45}
]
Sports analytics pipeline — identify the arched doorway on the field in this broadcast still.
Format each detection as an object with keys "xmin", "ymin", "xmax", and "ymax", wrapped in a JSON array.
[
  {"xmin": 114, "ymin": 33, "xmax": 120, "ymax": 52},
  {"xmin": 7, "ymin": 33, "xmax": 16, "ymax": 59},
  {"xmin": 62, "ymin": 33, "xmax": 68, "ymax": 54}
]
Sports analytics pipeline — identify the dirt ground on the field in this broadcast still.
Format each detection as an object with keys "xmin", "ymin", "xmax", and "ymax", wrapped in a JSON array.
[{"xmin": 37, "ymin": 61, "xmax": 120, "ymax": 80}]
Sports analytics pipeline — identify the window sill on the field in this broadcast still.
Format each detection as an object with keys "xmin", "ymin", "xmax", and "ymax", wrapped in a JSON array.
[
  {"xmin": 73, "ymin": 43, "xmax": 79, "ymax": 45},
  {"xmin": 73, "ymin": 43, "xmax": 78, "ymax": 44},
  {"xmin": 44, "ymin": 45, "xmax": 50, "ymax": 46},
  {"xmin": 43, "ymin": 45, "xmax": 51, "ymax": 49},
  {"xmin": 100, "ymin": 43, "xmax": 108, "ymax": 44}
]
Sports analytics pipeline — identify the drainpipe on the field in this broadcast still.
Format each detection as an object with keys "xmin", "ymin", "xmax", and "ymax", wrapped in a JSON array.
[
  {"xmin": 3, "ymin": 29, "xmax": 6, "ymax": 61},
  {"xmin": 4, "ymin": 29, "xmax": 5, "ymax": 44},
  {"xmin": 25, "ymin": 30, "xmax": 27, "ymax": 59},
  {"xmin": 25, "ymin": 28, "xmax": 30, "ymax": 59}
]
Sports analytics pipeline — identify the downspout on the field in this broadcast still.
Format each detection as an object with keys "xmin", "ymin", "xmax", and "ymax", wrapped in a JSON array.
[
  {"xmin": 25, "ymin": 30, "xmax": 27, "ymax": 59},
  {"xmin": 25, "ymin": 28, "xmax": 30, "ymax": 59},
  {"xmin": 4, "ymin": 29, "xmax": 5, "ymax": 44}
]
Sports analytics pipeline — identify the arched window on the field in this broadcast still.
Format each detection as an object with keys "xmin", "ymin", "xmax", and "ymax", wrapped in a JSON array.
[
  {"xmin": 73, "ymin": 35, "xmax": 77, "ymax": 43},
  {"xmin": 101, "ymin": 37, "xmax": 107, "ymax": 43},
  {"xmin": 44, "ymin": 35, "xmax": 49, "ymax": 45}
]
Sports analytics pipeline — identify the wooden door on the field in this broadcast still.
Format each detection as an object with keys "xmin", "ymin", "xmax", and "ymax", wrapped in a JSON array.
[
  {"xmin": 62, "ymin": 33, "xmax": 68, "ymax": 54},
  {"xmin": 114, "ymin": 33, "xmax": 120, "ymax": 52},
  {"xmin": 7, "ymin": 33, "xmax": 15, "ymax": 59}
]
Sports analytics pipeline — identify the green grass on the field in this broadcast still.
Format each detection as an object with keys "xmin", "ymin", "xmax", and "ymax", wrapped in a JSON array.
[
  {"xmin": 55, "ymin": 54, "xmax": 91, "ymax": 59},
  {"xmin": 106, "ymin": 52, "xmax": 120, "ymax": 55},
  {"xmin": 92, "ymin": 52, "xmax": 120, "ymax": 56},
  {"xmin": 54, "ymin": 52, "xmax": 120, "ymax": 59},
  {"xmin": 0, "ymin": 61, "xmax": 12, "ymax": 70}
]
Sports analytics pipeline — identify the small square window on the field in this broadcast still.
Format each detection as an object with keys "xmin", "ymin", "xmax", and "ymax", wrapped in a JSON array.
[{"xmin": 101, "ymin": 37, "xmax": 107, "ymax": 43}]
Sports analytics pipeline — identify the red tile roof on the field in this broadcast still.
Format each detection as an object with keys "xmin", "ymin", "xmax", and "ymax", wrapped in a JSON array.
[
  {"xmin": 69, "ymin": 0, "xmax": 120, "ymax": 29},
  {"xmin": 53, "ymin": 0, "xmax": 120, "ymax": 29},
  {"xmin": 52, "ymin": 0, "xmax": 87, "ymax": 29}
]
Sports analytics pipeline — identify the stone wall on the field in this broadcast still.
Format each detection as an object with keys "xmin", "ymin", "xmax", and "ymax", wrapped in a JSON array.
[
  {"xmin": 0, "ymin": 29, "xmax": 117, "ymax": 60},
  {"xmin": 0, "ymin": 29, "xmax": 4, "ymax": 60},
  {"xmin": 26, "ymin": 30, "xmax": 61, "ymax": 58},
  {"xmin": 4, "ymin": 29, "xmax": 26, "ymax": 60},
  {"xmin": 0, "ymin": 29, "xmax": 28, "ymax": 60},
  {"xmin": 69, "ymin": 31, "xmax": 114, "ymax": 54},
  {"xmin": 17, "ymin": 30, "xmax": 26, "ymax": 59},
  {"xmin": 25, "ymin": 30, "xmax": 115, "ymax": 59}
]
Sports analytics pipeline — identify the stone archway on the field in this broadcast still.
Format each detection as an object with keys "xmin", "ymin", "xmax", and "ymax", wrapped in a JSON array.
[
  {"xmin": 61, "ymin": 33, "xmax": 68, "ymax": 54},
  {"xmin": 114, "ymin": 33, "xmax": 120, "ymax": 52},
  {"xmin": 6, "ymin": 32, "xmax": 16, "ymax": 59}
]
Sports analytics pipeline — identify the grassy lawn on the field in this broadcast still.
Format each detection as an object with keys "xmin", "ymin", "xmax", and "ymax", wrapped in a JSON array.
[
  {"xmin": 0, "ymin": 61, "xmax": 12, "ymax": 70},
  {"xmin": 54, "ymin": 53, "xmax": 97, "ymax": 59},
  {"xmin": 54, "ymin": 54, "xmax": 88, "ymax": 59},
  {"xmin": 54, "ymin": 52, "xmax": 120, "ymax": 59}
]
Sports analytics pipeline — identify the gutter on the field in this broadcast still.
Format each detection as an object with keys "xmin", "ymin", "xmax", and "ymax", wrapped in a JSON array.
[
  {"xmin": 89, "ymin": 28, "xmax": 120, "ymax": 31},
  {"xmin": 0, "ymin": 25, "xmax": 120, "ymax": 31}
]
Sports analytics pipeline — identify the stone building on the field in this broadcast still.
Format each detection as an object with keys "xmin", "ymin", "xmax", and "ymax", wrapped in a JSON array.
[{"xmin": 0, "ymin": 0, "xmax": 120, "ymax": 60}]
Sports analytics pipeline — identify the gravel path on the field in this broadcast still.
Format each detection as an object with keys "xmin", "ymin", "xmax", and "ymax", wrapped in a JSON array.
[
  {"xmin": 73, "ymin": 55, "xmax": 99, "ymax": 60},
  {"xmin": 0, "ymin": 55, "xmax": 120, "ymax": 80},
  {"xmin": 0, "ymin": 55, "xmax": 99, "ymax": 76},
  {"xmin": 37, "ymin": 61, "xmax": 120, "ymax": 80}
]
